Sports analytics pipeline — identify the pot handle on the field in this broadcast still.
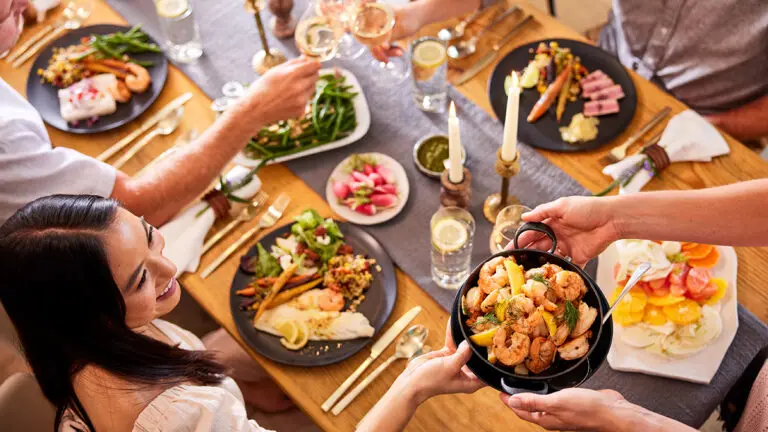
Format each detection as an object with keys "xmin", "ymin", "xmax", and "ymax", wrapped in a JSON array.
[
  {"xmin": 513, "ymin": 222, "xmax": 557, "ymax": 254},
  {"xmin": 500, "ymin": 377, "xmax": 549, "ymax": 395}
]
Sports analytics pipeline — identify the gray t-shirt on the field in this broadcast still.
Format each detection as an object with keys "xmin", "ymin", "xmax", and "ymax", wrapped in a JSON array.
[
  {"xmin": 599, "ymin": 0, "xmax": 768, "ymax": 113},
  {"xmin": 0, "ymin": 78, "xmax": 116, "ymax": 224}
]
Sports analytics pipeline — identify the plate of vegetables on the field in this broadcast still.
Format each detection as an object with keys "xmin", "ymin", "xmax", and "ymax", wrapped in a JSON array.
[
  {"xmin": 233, "ymin": 68, "xmax": 371, "ymax": 168},
  {"xmin": 26, "ymin": 24, "xmax": 168, "ymax": 134},
  {"xmin": 488, "ymin": 39, "xmax": 637, "ymax": 152}
]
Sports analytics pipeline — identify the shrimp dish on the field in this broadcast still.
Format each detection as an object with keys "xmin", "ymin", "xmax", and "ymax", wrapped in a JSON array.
[{"xmin": 463, "ymin": 256, "xmax": 598, "ymax": 375}]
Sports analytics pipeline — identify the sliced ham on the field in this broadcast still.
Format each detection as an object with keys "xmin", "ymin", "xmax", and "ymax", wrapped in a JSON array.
[
  {"xmin": 584, "ymin": 99, "xmax": 620, "ymax": 116},
  {"xmin": 581, "ymin": 69, "xmax": 607, "ymax": 84},
  {"xmin": 582, "ymin": 77, "xmax": 615, "ymax": 97},
  {"xmin": 589, "ymin": 84, "xmax": 625, "ymax": 101}
]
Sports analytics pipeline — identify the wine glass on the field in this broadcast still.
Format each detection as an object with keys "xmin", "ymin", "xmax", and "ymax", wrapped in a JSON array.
[
  {"xmin": 351, "ymin": 0, "xmax": 409, "ymax": 85},
  {"xmin": 295, "ymin": 0, "xmax": 345, "ymax": 62},
  {"xmin": 316, "ymin": 0, "xmax": 365, "ymax": 60},
  {"xmin": 489, "ymin": 204, "xmax": 532, "ymax": 253}
]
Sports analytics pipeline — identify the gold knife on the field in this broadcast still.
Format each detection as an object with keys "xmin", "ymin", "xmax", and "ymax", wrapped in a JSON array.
[
  {"xmin": 96, "ymin": 92, "xmax": 193, "ymax": 162},
  {"xmin": 321, "ymin": 306, "xmax": 422, "ymax": 412},
  {"xmin": 455, "ymin": 15, "xmax": 535, "ymax": 86}
]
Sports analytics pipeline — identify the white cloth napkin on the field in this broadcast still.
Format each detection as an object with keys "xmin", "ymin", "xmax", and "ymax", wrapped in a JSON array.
[
  {"xmin": 603, "ymin": 110, "xmax": 730, "ymax": 194},
  {"xmin": 160, "ymin": 166, "xmax": 262, "ymax": 277}
]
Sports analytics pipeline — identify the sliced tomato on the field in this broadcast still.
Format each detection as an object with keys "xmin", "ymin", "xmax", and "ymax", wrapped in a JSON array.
[
  {"xmin": 686, "ymin": 267, "xmax": 712, "ymax": 296},
  {"xmin": 669, "ymin": 262, "xmax": 690, "ymax": 286},
  {"xmin": 669, "ymin": 282, "xmax": 687, "ymax": 297}
]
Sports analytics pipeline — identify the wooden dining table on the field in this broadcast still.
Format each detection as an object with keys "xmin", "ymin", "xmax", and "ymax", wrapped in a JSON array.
[{"xmin": 2, "ymin": 1, "xmax": 767, "ymax": 431}]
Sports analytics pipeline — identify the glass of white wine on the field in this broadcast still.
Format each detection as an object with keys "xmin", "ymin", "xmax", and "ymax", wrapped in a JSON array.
[
  {"xmin": 296, "ymin": 0, "xmax": 345, "ymax": 62},
  {"xmin": 316, "ymin": 0, "xmax": 365, "ymax": 60},
  {"xmin": 351, "ymin": 0, "xmax": 409, "ymax": 85}
]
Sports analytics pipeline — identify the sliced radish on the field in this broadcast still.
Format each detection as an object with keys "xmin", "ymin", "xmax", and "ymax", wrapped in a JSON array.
[
  {"xmin": 332, "ymin": 181, "xmax": 350, "ymax": 200},
  {"xmin": 375, "ymin": 165, "xmax": 395, "ymax": 184},
  {"xmin": 351, "ymin": 171, "xmax": 374, "ymax": 187},
  {"xmin": 355, "ymin": 203, "xmax": 377, "ymax": 216},
  {"xmin": 363, "ymin": 164, "xmax": 375, "ymax": 175},
  {"xmin": 368, "ymin": 172, "xmax": 385, "ymax": 186},
  {"xmin": 349, "ymin": 181, "xmax": 369, "ymax": 193},
  {"xmin": 370, "ymin": 193, "xmax": 398, "ymax": 208},
  {"xmin": 374, "ymin": 184, "xmax": 397, "ymax": 195}
]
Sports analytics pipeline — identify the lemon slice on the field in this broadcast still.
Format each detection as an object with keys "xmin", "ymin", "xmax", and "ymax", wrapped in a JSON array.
[
  {"xmin": 469, "ymin": 327, "xmax": 498, "ymax": 347},
  {"xmin": 280, "ymin": 320, "xmax": 309, "ymax": 351},
  {"xmin": 432, "ymin": 218, "xmax": 468, "ymax": 253},
  {"xmin": 156, "ymin": 0, "xmax": 188, "ymax": 19},
  {"xmin": 413, "ymin": 40, "xmax": 447, "ymax": 69},
  {"xmin": 274, "ymin": 320, "xmax": 299, "ymax": 344}
]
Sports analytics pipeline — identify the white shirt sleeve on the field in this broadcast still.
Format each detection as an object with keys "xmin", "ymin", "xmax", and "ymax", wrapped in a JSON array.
[
  {"xmin": 133, "ymin": 385, "xmax": 273, "ymax": 432},
  {"xmin": 0, "ymin": 115, "xmax": 117, "ymax": 223}
]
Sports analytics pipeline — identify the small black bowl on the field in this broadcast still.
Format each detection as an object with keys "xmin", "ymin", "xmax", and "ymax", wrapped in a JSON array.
[{"xmin": 451, "ymin": 222, "xmax": 613, "ymax": 394}]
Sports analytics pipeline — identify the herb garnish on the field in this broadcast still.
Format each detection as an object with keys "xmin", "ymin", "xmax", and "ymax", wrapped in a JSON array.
[
  {"xmin": 531, "ymin": 274, "xmax": 550, "ymax": 286},
  {"xmin": 564, "ymin": 300, "xmax": 579, "ymax": 332},
  {"xmin": 482, "ymin": 312, "xmax": 501, "ymax": 325},
  {"xmin": 668, "ymin": 253, "xmax": 688, "ymax": 263}
]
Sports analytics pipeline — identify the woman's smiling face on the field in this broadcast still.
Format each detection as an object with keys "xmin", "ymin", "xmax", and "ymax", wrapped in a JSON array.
[
  {"xmin": 0, "ymin": 0, "xmax": 28, "ymax": 53},
  {"xmin": 104, "ymin": 208, "xmax": 180, "ymax": 329}
]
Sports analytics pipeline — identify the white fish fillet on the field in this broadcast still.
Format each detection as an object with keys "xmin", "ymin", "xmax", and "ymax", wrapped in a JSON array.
[
  {"xmin": 58, "ymin": 74, "xmax": 117, "ymax": 122},
  {"xmin": 255, "ymin": 302, "xmax": 374, "ymax": 341}
]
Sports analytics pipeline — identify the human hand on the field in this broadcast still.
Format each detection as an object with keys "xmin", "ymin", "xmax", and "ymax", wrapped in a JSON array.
[
  {"xmin": 501, "ymin": 388, "xmax": 627, "ymax": 431},
  {"xmin": 237, "ymin": 56, "xmax": 321, "ymax": 129},
  {"xmin": 370, "ymin": 6, "xmax": 420, "ymax": 62},
  {"xmin": 392, "ymin": 322, "xmax": 485, "ymax": 405},
  {"xmin": 509, "ymin": 196, "xmax": 621, "ymax": 267}
]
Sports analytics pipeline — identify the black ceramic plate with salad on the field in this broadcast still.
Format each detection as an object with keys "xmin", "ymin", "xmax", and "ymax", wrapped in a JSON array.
[
  {"xmin": 229, "ymin": 209, "xmax": 397, "ymax": 366},
  {"xmin": 488, "ymin": 38, "xmax": 637, "ymax": 152},
  {"xmin": 27, "ymin": 24, "xmax": 168, "ymax": 134}
]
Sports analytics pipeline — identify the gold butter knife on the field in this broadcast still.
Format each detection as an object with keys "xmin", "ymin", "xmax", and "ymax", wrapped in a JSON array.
[
  {"xmin": 322, "ymin": 306, "xmax": 422, "ymax": 412},
  {"xmin": 97, "ymin": 92, "xmax": 193, "ymax": 162},
  {"xmin": 455, "ymin": 15, "xmax": 535, "ymax": 86}
]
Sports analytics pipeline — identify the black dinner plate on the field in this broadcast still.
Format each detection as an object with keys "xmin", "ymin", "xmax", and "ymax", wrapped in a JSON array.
[
  {"xmin": 229, "ymin": 221, "xmax": 397, "ymax": 366},
  {"xmin": 26, "ymin": 24, "xmax": 168, "ymax": 134},
  {"xmin": 488, "ymin": 38, "xmax": 637, "ymax": 152}
]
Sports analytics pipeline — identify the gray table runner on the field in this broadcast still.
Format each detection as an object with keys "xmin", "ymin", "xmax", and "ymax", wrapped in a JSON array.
[{"xmin": 105, "ymin": 0, "xmax": 768, "ymax": 427}]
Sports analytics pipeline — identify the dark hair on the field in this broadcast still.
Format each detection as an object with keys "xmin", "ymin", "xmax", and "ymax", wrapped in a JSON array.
[{"xmin": 0, "ymin": 195, "xmax": 226, "ymax": 431}]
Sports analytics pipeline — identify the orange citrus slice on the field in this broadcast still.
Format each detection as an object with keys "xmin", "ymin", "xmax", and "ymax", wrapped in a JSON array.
[
  {"xmin": 647, "ymin": 293, "xmax": 687, "ymax": 307},
  {"xmin": 705, "ymin": 278, "xmax": 728, "ymax": 305},
  {"xmin": 642, "ymin": 305, "xmax": 669, "ymax": 326},
  {"xmin": 663, "ymin": 299, "xmax": 702, "ymax": 325}
]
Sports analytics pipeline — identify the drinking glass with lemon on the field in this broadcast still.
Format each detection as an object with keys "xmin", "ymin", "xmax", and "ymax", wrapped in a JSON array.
[
  {"xmin": 154, "ymin": 0, "xmax": 203, "ymax": 63},
  {"xmin": 431, "ymin": 207, "xmax": 475, "ymax": 290},
  {"xmin": 411, "ymin": 36, "xmax": 448, "ymax": 112}
]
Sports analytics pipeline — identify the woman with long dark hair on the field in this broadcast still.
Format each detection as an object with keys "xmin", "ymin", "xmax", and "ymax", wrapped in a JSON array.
[{"xmin": 0, "ymin": 195, "xmax": 483, "ymax": 431}]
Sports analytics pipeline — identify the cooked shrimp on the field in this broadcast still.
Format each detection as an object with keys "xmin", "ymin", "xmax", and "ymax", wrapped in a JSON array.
[
  {"xmin": 493, "ymin": 326, "xmax": 530, "ymax": 367},
  {"xmin": 317, "ymin": 289, "xmax": 345, "ymax": 312},
  {"xmin": 464, "ymin": 287, "xmax": 485, "ymax": 314},
  {"xmin": 522, "ymin": 279, "xmax": 548, "ymax": 299},
  {"xmin": 553, "ymin": 323, "xmax": 570, "ymax": 346},
  {"xmin": 125, "ymin": 63, "xmax": 151, "ymax": 93},
  {"xmin": 479, "ymin": 257, "xmax": 509, "ymax": 294},
  {"xmin": 512, "ymin": 310, "xmax": 548, "ymax": 338},
  {"xmin": 550, "ymin": 270, "xmax": 587, "ymax": 301},
  {"xmin": 109, "ymin": 80, "xmax": 132, "ymax": 103},
  {"xmin": 481, "ymin": 287, "xmax": 513, "ymax": 313},
  {"xmin": 571, "ymin": 302, "xmax": 597, "ymax": 337},
  {"xmin": 533, "ymin": 296, "xmax": 558, "ymax": 312},
  {"xmin": 526, "ymin": 337, "xmax": 556, "ymax": 374},
  {"xmin": 525, "ymin": 263, "xmax": 562, "ymax": 280},
  {"xmin": 500, "ymin": 294, "xmax": 535, "ymax": 322},
  {"xmin": 557, "ymin": 331, "xmax": 592, "ymax": 360}
]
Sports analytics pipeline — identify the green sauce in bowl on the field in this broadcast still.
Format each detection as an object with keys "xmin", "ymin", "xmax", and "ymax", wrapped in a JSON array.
[{"xmin": 417, "ymin": 136, "xmax": 450, "ymax": 173}]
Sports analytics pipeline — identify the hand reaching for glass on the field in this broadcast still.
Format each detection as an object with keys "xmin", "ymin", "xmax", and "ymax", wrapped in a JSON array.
[{"xmin": 235, "ymin": 56, "xmax": 321, "ymax": 130}]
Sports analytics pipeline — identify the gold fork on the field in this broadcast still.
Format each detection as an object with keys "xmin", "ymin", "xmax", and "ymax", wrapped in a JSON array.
[
  {"xmin": 599, "ymin": 107, "xmax": 671, "ymax": 165},
  {"xmin": 201, "ymin": 191, "xmax": 268, "ymax": 254},
  {"xmin": 200, "ymin": 193, "xmax": 291, "ymax": 279}
]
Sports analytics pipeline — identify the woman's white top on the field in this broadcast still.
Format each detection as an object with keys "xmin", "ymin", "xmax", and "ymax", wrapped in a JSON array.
[{"xmin": 59, "ymin": 320, "xmax": 272, "ymax": 432}]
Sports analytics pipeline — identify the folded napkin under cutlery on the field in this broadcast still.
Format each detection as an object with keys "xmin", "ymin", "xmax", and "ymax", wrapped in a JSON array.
[
  {"xmin": 160, "ymin": 165, "xmax": 261, "ymax": 277},
  {"xmin": 602, "ymin": 110, "xmax": 730, "ymax": 194}
]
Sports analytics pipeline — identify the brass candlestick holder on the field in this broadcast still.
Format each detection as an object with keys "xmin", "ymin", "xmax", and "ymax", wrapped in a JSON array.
[
  {"xmin": 440, "ymin": 168, "xmax": 472, "ymax": 209},
  {"xmin": 247, "ymin": 0, "xmax": 286, "ymax": 74},
  {"xmin": 483, "ymin": 149, "xmax": 520, "ymax": 223},
  {"xmin": 268, "ymin": 0, "xmax": 296, "ymax": 38}
]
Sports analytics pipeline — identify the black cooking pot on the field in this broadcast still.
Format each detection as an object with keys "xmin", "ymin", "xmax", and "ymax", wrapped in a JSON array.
[{"xmin": 451, "ymin": 222, "xmax": 613, "ymax": 395}]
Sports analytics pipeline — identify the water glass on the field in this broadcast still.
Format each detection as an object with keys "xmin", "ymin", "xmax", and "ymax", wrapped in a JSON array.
[
  {"xmin": 431, "ymin": 206, "xmax": 475, "ymax": 290},
  {"xmin": 411, "ymin": 36, "xmax": 448, "ymax": 112},
  {"xmin": 489, "ymin": 204, "xmax": 532, "ymax": 253},
  {"xmin": 154, "ymin": 0, "xmax": 204, "ymax": 63}
]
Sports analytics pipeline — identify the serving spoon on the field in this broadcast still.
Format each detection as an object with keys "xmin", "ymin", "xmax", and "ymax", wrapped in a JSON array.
[
  {"xmin": 331, "ymin": 325, "xmax": 428, "ymax": 415},
  {"xmin": 447, "ymin": 5, "xmax": 519, "ymax": 60},
  {"xmin": 603, "ymin": 262, "xmax": 652, "ymax": 325},
  {"xmin": 438, "ymin": 9, "xmax": 483, "ymax": 42}
]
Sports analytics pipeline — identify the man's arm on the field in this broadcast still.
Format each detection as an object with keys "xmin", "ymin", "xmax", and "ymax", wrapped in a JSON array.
[
  {"xmin": 111, "ymin": 58, "xmax": 320, "ymax": 226},
  {"xmin": 706, "ymin": 93, "xmax": 768, "ymax": 142}
]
